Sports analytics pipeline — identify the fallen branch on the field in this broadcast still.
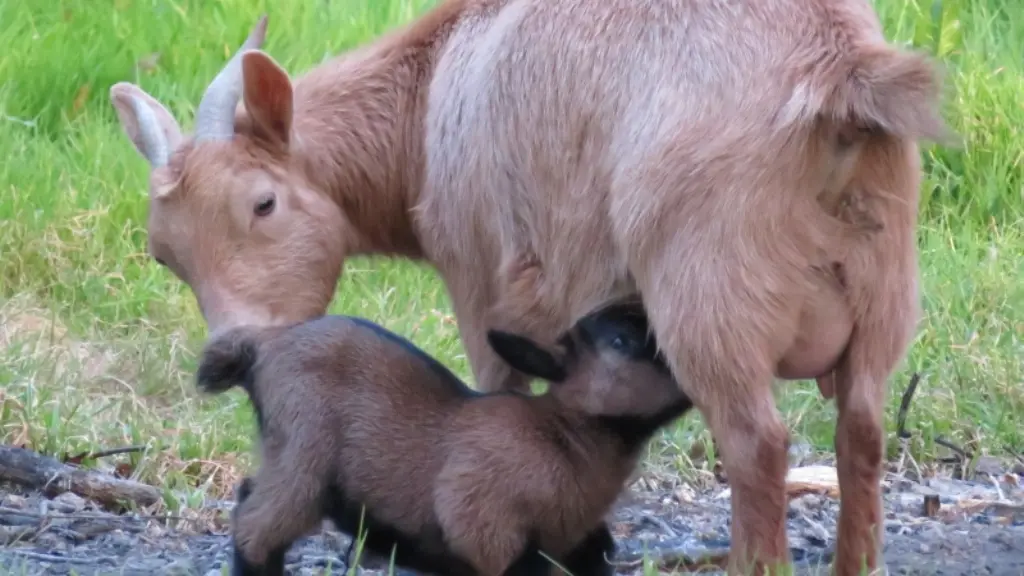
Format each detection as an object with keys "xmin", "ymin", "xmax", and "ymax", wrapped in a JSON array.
[
  {"xmin": 939, "ymin": 499, "xmax": 1024, "ymax": 524},
  {"xmin": 0, "ymin": 506, "xmax": 193, "ymax": 524},
  {"xmin": 934, "ymin": 436, "xmax": 972, "ymax": 461},
  {"xmin": 0, "ymin": 445, "xmax": 160, "ymax": 509}
]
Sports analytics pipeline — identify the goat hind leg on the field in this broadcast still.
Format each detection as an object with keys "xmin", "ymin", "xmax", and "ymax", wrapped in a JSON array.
[
  {"xmin": 231, "ymin": 466, "xmax": 323, "ymax": 576},
  {"xmin": 229, "ymin": 477, "xmax": 287, "ymax": 576},
  {"xmin": 626, "ymin": 224, "xmax": 800, "ymax": 575},
  {"xmin": 832, "ymin": 352, "xmax": 887, "ymax": 576},
  {"xmin": 831, "ymin": 263, "xmax": 916, "ymax": 576},
  {"xmin": 558, "ymin": 523, "xmax": 616, "ymax": 576},
  {"xmin": 831, "ymin": 138, "xmax": 924, "ymax": 576},
  {"xmin": 708, "ymin": 380, "xmax": 791, "ymax": 575},
  {"xmin": 635, "ymin": 284, "xmax": 792, "ymax": 574}
]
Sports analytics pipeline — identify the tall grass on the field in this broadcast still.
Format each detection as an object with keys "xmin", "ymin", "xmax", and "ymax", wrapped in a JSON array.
[{"xmin": 0, "ymin": 0, "xmax": 1021, "ymax": 508}]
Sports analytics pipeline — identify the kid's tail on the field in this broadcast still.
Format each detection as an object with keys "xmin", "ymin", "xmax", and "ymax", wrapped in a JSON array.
[{"xmin": 196, "ymin": 327, "xmax": 265, "ymax": 394}]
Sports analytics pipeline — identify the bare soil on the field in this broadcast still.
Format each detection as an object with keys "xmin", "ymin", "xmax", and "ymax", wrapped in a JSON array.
[{"xmin": 1, "ymin": 459, "xmax": 1022, "ymax": 576}]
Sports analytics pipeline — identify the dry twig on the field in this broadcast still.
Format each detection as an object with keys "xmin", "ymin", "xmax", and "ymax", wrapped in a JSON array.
[
  {"xmin": 5, "ymin": 549, "xmax": 118, "ymax": 565},
  {"xmin": 895, "ymin": 372, "xmax": 921, "ymax": 441}
]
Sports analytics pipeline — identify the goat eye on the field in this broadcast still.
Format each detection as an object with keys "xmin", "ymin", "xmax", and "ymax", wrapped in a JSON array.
[{"xmin": 254, "ymin": 195, "xmax": 276, "ymax": 217}]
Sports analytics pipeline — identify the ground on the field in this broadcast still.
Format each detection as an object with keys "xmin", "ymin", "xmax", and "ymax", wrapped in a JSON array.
[
  {"xmin": 1, "ymin": 457, "xmax": 1023, "ymax": 575},
  {"xmin": 1, "ymin": 0, "xmax": 1023, "ymax": 574}
]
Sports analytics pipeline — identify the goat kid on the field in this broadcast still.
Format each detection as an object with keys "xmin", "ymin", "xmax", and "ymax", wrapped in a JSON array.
[
  {"xmin": 113, "ymin": 2, "xmax": 953, "ymax": 573},
  {"xmin": 196, "ymin": 301, "xmax": 692, "ymax": 576}
]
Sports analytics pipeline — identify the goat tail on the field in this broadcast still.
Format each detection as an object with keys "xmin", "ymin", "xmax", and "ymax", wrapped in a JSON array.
[
  {"xmin": 779, "ymin": 42, "xmax": 955, "ymax": 146},
  {"xmin": 195, "ymin": 327, "xmax": 266, "ymax": 395}
]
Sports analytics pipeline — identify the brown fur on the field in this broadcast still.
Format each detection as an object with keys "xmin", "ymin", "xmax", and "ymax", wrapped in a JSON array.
[
  {"xmin": 196, "ymin": 301, "xmax": 690, "ymax": 576},
  {"xmin": 112, "ymin": 1, "xmax": 953, "ymax": 573}
]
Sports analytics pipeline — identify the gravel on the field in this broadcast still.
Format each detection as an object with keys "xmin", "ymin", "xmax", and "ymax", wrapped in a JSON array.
[{"xmin": 1, "ymin": 464, "xmax": 1021, "ymax": 575}]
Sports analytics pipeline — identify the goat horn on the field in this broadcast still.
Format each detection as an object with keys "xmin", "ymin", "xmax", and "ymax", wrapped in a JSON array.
[
  {"xmin": 193, "ymin": 14, "xmax": 269, "ymax": 143},
  {"xmin": 128, "ymin": 93, "xmax": 170, "ymax": 167}
]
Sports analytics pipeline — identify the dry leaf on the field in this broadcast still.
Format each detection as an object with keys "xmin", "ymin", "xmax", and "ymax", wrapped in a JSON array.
[
  {"xmin": 137, "ymin": 52, "xmax": 161, "ymax": 73},
  {"xmin": 62, "ymin": 451, "xmax": 89, "ymax": 466},
  {"xmin": 70, "ymin": 84, "xmax": 91, "ymax": 117},
  {"xmin": 114, "ymin": 462, "xmax": 135, "ymax": 479}
]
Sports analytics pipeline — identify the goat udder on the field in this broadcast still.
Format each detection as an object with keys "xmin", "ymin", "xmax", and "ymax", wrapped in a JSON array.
[{"xmin": 775, "ymin": 278, "xmax": 853, "ymax": 397}]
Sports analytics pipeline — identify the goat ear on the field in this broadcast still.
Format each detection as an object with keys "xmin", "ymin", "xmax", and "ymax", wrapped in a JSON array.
[
  {"xmin": 241, "ymin": 50, "xmax": 294, "ymax": 148},
  {"xmin": 486, "ymin": 330, "xmax": 568, "ymax": 383},
  {"xmin": 109, "ymin": 82, "xmax": 183, "ymax": 166}
]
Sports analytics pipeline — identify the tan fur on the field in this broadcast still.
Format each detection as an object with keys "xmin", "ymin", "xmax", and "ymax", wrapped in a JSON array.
[
  {"xmin": 113, "ymin": 1, "xmax": 952, "ymax": 573},
  {"xmin": 198, "ymin": 303, "xmax": 688, "ymax": 575}
]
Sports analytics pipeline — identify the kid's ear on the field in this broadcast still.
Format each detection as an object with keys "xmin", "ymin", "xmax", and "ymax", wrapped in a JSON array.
[{"xmin": 486, "ymin": 330, "xmax": 567, "ymax": 383}]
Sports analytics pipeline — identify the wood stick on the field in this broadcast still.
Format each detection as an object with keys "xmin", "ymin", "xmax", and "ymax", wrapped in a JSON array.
[
  {"xmin": 0, "ymin": 445, "xmax": 160, "ymax": 509},
  {"xmin": 895, "ymin": 372, "xmax": 920, "ymax": 440},
  {"xmin": 610, "ymin": 548, "xmax": 730, "ymax": 573}
]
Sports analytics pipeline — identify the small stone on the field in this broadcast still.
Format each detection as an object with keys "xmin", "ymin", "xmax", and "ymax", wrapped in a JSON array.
[
  {"xmin": 974, "ymin": 456, "xmax": 1004, "ymax": 478},
  {"xmin": 897, "ymin": 493, "xmax": 924, "ymax": 513},
  {"xmin": 788, "ymin": 493, "xmax": 818, "ymax": 518},
  {"xmin": 888, "ymin": 476, "xmax": 915, "ymax": 492},
  {"xmin": 919, "ymin": 543, "xmax": 931, "ymax": 554},
  {"xmin": 1, "ymin": 494, "xmax": 27, "ymax": 509},
  {"xmin": 33, "ymin": 531, "xmax": 64, "ymax": 549},
  {"xmin": 675, "ymin": 484, "xmax": 696, "ymax": 504},
  {"xmin": 52, "ymin": 491, "xmax": 86, "ymax": 513},
  {"xmin": 0, "ymin": 525, "xmax": 36, "ymax": 545},
  {"xmin": 144, "ymin": 521, "xmax": 168, "ymax": 539},
  {"xmin": 911, "ymin": 484, "xmax": 939, "ymax": 497},
  {"xmin": 788, "ymin": 442, "xmax": 814, "ymax": 466}
]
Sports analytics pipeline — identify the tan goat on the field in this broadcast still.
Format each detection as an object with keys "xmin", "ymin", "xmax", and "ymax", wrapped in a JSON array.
[{"xmin": 110, "ymin": 1, "xmax": 951, "ymax": 574}]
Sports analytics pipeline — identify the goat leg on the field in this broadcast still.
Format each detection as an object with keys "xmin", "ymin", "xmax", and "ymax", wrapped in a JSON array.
[{"xmin": 558, "ymin": 523, "xmax": 616, "ymax": 576}]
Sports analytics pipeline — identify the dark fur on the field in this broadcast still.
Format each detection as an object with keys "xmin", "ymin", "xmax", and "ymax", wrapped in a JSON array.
[{"xmin": 197, "ymin": 301, "xmax": 692, "ymax": 576}]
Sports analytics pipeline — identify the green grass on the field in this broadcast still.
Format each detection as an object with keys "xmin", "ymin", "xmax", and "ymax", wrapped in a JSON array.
[{"xmin": 0, "ymin": 0, "xmax": 1022, "ymax": 518}]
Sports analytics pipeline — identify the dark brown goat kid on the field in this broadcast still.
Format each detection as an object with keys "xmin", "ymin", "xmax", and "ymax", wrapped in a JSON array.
[{"xmin": 195, "ymin": 299, "xmax": 692, "ymax": 576}]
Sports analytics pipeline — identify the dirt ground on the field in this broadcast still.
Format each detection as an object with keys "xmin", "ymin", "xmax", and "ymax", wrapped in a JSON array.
[{"xmin": 1, "ymin": 458, "xmax": 1022, "ymax": 576}]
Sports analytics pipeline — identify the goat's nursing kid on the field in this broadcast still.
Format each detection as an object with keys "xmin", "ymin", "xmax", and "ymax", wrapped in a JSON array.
[{"xmin": 195, "ymin": 299, "xmax": 692, "ymax": 576}]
